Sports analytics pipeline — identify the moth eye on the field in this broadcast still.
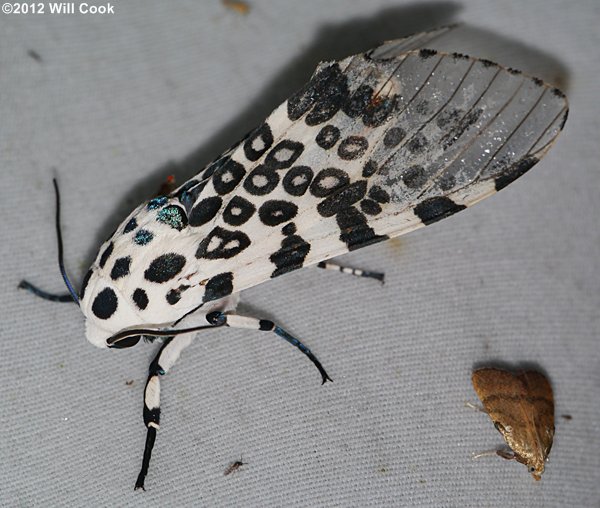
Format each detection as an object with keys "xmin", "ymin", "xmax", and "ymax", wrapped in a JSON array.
[{"xmin": 529, "ymin": 466, "xmax": 536, "ymax": 473}]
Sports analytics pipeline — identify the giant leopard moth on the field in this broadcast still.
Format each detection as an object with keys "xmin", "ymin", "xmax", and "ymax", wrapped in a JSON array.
[{"xmin": 20, "ymin": 27, "xmax": 568, "ymax": 490}]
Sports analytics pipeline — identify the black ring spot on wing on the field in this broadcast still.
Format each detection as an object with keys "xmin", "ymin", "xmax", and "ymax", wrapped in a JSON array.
[
  {"xmin": 189, "ymin": 196, "xmax": 223, "ymax": 227},
  {"xmin": 144, "ymin": 253, "xmax": 186, "ymax": 283},
  {"xmin": 338, "ymin": 136, "xmax": 369, "ymax": 160},
  {"xmin": 282, "ymin": 166, "xmax": 313, "ymax": 196},
  {"xmin": 223, "ymin": 195, "xmax": 256, "ymax": 226},
  {"xmin": 92, "ymin": 287, "xmax": 118, "ymax": 320},
  {"xmin": 310, "ymin": 168, "xmax": 350, "ymax": 198},
  {"xmin": 196, "ymin": 227, "xmax": 251, "ymax": 260},
  {"xmin": 264, "ymin": 140, "xmax": 304, "ymax": 170},
  {"xmin": 212, "ymin": 158, "xmax": 246, "ymax": 195},
  {"xmin": 243, "ymin": 123, "xmax": 273, "ymax": 161},
  {"xmin": 258, "ymin": 200, "xmax": 298, "ymax": 226},
  {"xmin": 316, "ymin": 125, "xmax": 340, "ymax": 150},
  {"xmin": 244, "ymin": 165, "xmax": 279, "ymax": 196}
]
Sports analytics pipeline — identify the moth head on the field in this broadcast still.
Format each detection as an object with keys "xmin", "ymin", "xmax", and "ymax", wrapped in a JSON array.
[{"xmin": 527, "ymin": 461, "xmax": 545, "ymax": 481}]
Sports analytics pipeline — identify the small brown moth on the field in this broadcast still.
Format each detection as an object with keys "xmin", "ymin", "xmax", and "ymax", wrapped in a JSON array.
[{"xmin": 471, "ymin": 368, "xmax": 555, "ymax": 480}]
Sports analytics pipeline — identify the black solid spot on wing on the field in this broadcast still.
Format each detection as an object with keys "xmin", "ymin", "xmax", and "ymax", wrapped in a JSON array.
[
  {"xmin": 166, "ymin": 290, "xmax": 180, "ymax": 305},
  {"xmin": 147, "ymin": 196, "xmax": 168, "ymax": 210},
  {"xmin": 144, "ymin": 253, "xmax": 186, "ymax": 283},
  {"xmin": 415, "ymin": 100, "xmax": 430, "ymax": 115},
  {"xmin": 419, "ymin": 48, "xmax": 437, "ymax": 58},
  {"xmin": 281, "ymin": 222, "xmax": 296, "ymax": 236},
  {"xmin": 156, "ymin": 205, "xmax": 188, "ymax": 231},
  {"xmin": 310, "ymin": 168, "xmax": 350, "ymax": 198},
  {"xmin": 439, "ymin": 174, "xmax": 456, "ymax": 191},
  {"xmin": 80, "ymin": 269, "xmax": 93, "ymax": 300},
  {"xmin": 407, "ymin": 133, "xmax": 428, "ymax": 153},
  {"xmin": 305, "ymin": 65, "xmax": 349, "ymax": 126},
  {"xmin": 110, "ymin": 256, "xmax": 131, "ymax": 280},
  {"xmin": 316, "ymin": 125, "xmax": 340, "ymax": 150},
  {"xmin": 288, "ymin": 63, "xmax": 341, "ymax": 121},
  {"xmin": 403, "ymin": 165, "xmax": 427, "ymax": 188},
  {"xmin": 362, "ymin": 160, "xmax": 378, "ymax": 178},
  {"xmin": 134, "ymin": 229, "xmax": 154, "ymax": 246},
  {"xmin": 363, "ymin": 95, "xmax": 398, "ymax": 127},
  {"xmin": 343, "ymin": 84, "xmax": 374, "ymax": 118},
  {"xmin": 368, "ymin": 185, "xmax": 390, "ymax": 204},
  {"xmin": 99, "ymin": 242, "xmax": 114, "ymax": 269},
  {"xmin": 338, "ymin": 136, "xmax": 369, "ymax": 160},
  {"xmin": 196, "ymin": 227, "xmax": 251, "ymax": 259},
  {"xmin": 360, "ymin": 199, "xmax": 382, "ymax": 215},
  {"xmin": 264, "ymin": 140, "xmax": 304, "ymax": 170},
  {"xmin": 336, "ymin": 206, "xmax": 387, "ymax": 251},
  {"xmin": 92, "ymin": 287, "xmax": 118, "ymax": 320},
  {"xmin": 494, "ymin": 156, "xmax": 539, "ymax": 191},
  {"xmin": 178, "ymin": 180, "xmax": 207, "ymax": 212},
  {"xmin": 282, "ymin": 166, "xmax": 313, "ymax": 196},
  {"xmin": 244, "ymin": 123, "xmax": 273, "ymax": 161},
  {"xmin": 414, "ymin": 197, "xmax": 466, "ymax": 225},
  {"xmin": 317, "ymin": 180, "xmax": 368, "ymax": 218},
  {"xmin": 480, "ymin": 59, "xmax": 498, "ymax": 68},
  {"xmin": 383, "ymin": 127, "xmax": 406, "ymax": 148},
  {"xmin": 133, "ymin": 288, "xmax": 149, "ymax": 310},
  {"xmin": 223, "ymin": 195, "xmax": 256, "ymax": 226},
  {"xmin": 212, "ymin": 158, "xmax": 246, "ymax": 195},
  {"xmin": 444, "ymin": 108, "xmax": 483, "ymax": 148},
  {"xmin": 270, "ymin": 234, "xmax": 311, "ymax": 278},
  {"xmin": 243, "ymin": 165, "xmax": 279, "ymax": 196},
  {"xmin": 189, "ymin": 196, "xmax": 222, "ymax": 227},
  {"xmin": 123, "ymin": 218, "xmax": 137, "ymax": 233},
  {"xmin": 259, "ymin": 200, "xmax": 299, "ymax": 226},
  {"xmin": 203, "ymin": 272, "xmax": 234, "ymax": 303},
  {"xmin": 436, "ymin": 108, "xmax": 462, "ymax": 129}
]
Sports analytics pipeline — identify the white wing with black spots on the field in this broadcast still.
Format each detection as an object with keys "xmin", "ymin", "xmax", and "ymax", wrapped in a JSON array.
[{"xmin": 78, "ymin": 28, "xmax": 568, "ymax": 346}]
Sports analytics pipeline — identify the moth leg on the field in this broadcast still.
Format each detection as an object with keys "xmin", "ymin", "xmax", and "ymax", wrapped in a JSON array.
[
  {"xmin": 316, "ymin": 261, "xmax": 384, "ymax": 283},
  {"xmin": 135, "ymin": 333, "xmax": 194, "ymax": 491},
  {"xmin": 206, "ymin": 311, "xmax": 332, "ymax": 385},
  {"xmin": 464, "ymin": 401, "xmax": 487, "ymax": 413},
  {"xmin": 471, "ymin": 446, "xmax": 515, "ymax": 460}
]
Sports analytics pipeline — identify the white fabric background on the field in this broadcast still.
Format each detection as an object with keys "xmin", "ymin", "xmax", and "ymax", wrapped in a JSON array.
[{"xmin": 1, "ymin": 1, "xmax": 598, "ymax": 506}]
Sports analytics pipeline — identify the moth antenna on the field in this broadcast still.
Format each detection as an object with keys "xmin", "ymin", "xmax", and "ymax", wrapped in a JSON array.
[
  {"xmin": 53, "ymin": 179, "xmax": 80, "ymax": 305},
  {"xmin": 17, "ymin": 179, "xmax": 80, "ymax": 305}
]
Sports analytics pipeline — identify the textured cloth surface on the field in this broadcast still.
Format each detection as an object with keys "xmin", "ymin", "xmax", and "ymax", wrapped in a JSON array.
[{"xmin": 1, "ymin": 1, "xmax": 598, "ymax": 506}]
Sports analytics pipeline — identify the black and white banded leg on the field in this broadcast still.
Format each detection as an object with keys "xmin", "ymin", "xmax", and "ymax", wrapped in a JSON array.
[
  {"xmin": 135, "ymin": 332, "xmax": 195, "ymax": 490},
  {"xmin": 206, "ymin": 311, "xmax": 332, "ymax": 385},
  {"xmin": 316, "ymin": 261, "xmax": 385, "ymax": 283}
]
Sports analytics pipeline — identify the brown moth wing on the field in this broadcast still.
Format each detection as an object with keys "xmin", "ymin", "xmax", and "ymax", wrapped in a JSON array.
[
  {"xmin": 471, "ymin": 368, "xmax": 554, "ymax": 480},
  {"xmin": 518, "ymin": 371, "xmax": 555, "ymax": 462}
]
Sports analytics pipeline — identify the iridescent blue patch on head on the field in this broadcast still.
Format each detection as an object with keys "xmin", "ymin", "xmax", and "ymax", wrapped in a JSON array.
[
  {"xmin": 134, "ymin": 229, "xmax": 154, "ymax": 246},
  {"xmin": 147, "ymin": 196, "xmax": 168, "ymax": 210},
  {"xmin": 156, "ymin": 205, "xmax": 188, "ymax": 231}
]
